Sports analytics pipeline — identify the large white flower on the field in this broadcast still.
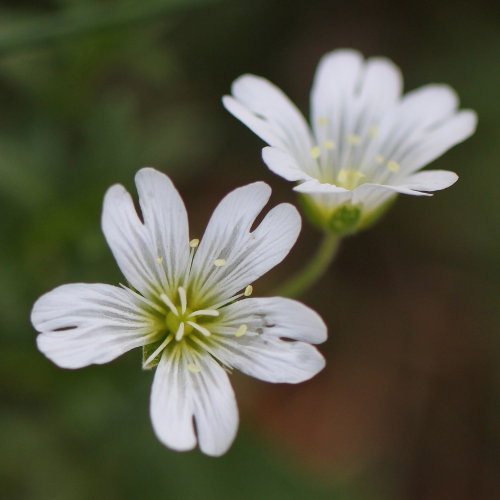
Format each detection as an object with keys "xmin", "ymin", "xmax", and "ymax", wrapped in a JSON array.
[
  {"xmin": 31, "ymin": 168, "xmax": 327, "ymax": 456},
  {"xmin": 223, "ymin": 49, "xmax": 477, "ymax": 234}
]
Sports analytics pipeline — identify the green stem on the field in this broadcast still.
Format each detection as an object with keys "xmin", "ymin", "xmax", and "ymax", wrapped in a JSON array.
[{"xmin": 271, "ymin": 233, "xmax": 340, "ymax": 298}]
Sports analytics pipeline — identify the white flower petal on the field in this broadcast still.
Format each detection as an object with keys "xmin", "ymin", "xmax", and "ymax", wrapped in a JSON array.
[
  {"xmin": 398, "ymin": 170, "xmax": 458, "ymax": 191},
  {"xmin": 135, "ymin": 168, "xmax": 190, "ymax": 290},
  {"xmin": 150, "ymin": 350, "xmax": 197, "ymax": 452},
  {"xmin": 294, "ymin": 180, "xmax": 354, "ymax": 218},
  {"xmin": 32, "ymin": 283, "xmax": 151, "ymax": 369},
  {"xmin": 228, "ymin": 74, "xmax": 313, "ymax": 158},
  {"xmin": 369, "ymin": 86, "xmax": 467, "ymax": 176},
  {"xmin": 101, "ymin": 168, "xmax": 189, "ymax": 297},
  {"xmin": 189, "ymin": 354, "xmax": 239, "ymax": 456},
  {"xmin": 262, "ymin": 146, "xmax": 312, "ymax": 181},
  {"xmin": 213, "ymin": 335, "xmax": 326, "ymax": 384},
  {"xmin": 352, "ymin": 183, "xmax": 432, "ymax": 208},
  {"xmin": 191, "ymin": 182, "xmax": 301, "ymax": 304},
  {"xmin": 310, "ymin": 49, "xmax": 363, "ymax": 147},
  {"xmin": 311, "ymin": 48, "xmax": 364, "ymax": 122},
  {"xmin": 398, "ymin": 84, "xmax": 459, "ymax": 130},
  {"xmin": 150, "ymin": 350, "xmax": 238, "ymax": 456},
  {"xmin": 357, "ymin": 57, "xmax": 402, "ymax": 114},
  {"xmin": 222, "ymin": 95, "xmax": 283, "ymax": 146},
  {"xmin": 398, "ymin": 110, "xmax": 477, "ymax": 173},
  {"xmin": 218, "ymin": 297, "xmax": 327, "ymax": 344},
  {"xmin": 293, "ymin": 179, "xmax": 351, "ymax": 195}
]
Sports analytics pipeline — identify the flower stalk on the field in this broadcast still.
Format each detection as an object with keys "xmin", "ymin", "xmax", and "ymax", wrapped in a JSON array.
[{"xmin": 272, "ymin": 233, "xmax": 339, "ymax": 298}]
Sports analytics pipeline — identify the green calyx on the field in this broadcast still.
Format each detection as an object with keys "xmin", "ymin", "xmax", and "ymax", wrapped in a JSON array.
[
  {"xmin": 298, "ymin": 193, "xmax": 397, "ymax": 236},
  {"xmin": 328, "ymin": 204, "xmax": 361, "ymax": 234}
]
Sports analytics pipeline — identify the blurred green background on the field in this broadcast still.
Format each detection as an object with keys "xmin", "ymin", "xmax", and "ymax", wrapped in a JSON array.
[{"xmin": 0, "ymin": 0, "xmax": 498, "ymax": 499}]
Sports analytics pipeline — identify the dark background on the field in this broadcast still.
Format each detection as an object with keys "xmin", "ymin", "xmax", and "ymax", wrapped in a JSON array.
[{"xmin": 0, "ymin": 1, "xmax": 498, "ymax": 499}]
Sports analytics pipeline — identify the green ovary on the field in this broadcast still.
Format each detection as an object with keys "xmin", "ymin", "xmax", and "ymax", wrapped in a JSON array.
[{"xmin": 165, "ymin": 309, "xmax": 194, "ymax": 337}]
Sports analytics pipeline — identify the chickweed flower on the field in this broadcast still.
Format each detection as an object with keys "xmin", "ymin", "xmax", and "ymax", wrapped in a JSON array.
[
  {"xmin": 223, "ymin": 49, "xmax": 477, "ymax": 235},
  {"xmin": 31, "ymin": 168, "xmax": 327, "ymax": 456}
]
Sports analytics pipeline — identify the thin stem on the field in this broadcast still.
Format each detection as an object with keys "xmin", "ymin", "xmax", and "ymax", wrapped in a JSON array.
[{"xmin": 271, "ymin": 233, "xmax": 340, "ymax": 298}]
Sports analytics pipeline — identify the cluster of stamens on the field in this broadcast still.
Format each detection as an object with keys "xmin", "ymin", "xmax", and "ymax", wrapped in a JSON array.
[
  {"xmin": 142, "ymin": 238, "xmax": 254, "ymax": 371},
  {"xmin": 309, "ymin": 117, "xmax": 400, "ymax": 189}
]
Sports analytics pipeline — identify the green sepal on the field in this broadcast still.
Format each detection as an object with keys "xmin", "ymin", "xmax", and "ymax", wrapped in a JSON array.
[
  {"xmin": 298, "ymin": 191, "xmax": 398, "ymax": 236},
  {"xmin": 297, "ymin": 193, "xmax": 329, "ymax": 231},
  {"xmin": 327, "ymin": 204, "xmax": 362, "ymax": 235},
  {"xmin": 298, "ymin": 193, "xmax": 362, "ymax": 236},
  {"xmin": 357, "ymin": 196, "xmax": 397, "ymax": 231},
  {"xmin": 142, "ymin": 340, "xmax": 163, "ymax": 370}
]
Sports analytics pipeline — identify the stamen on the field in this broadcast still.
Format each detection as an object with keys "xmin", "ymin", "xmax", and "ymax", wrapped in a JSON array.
[
  {"xmin": 214, "ymin": 258, "xmax": 226, "ymax": 267},
  {"xmin": 188, "ymin": 309, "xmax": 219, "ymax": 318},
  {"xmin": 160, "ymin": 293, "xmax": 178, "ymax": 316},
  {"xmin": 178, "ymin": 286, "xmax": 187, "ymax": 314},
  {"xmin": 346, "ymin": 134, "xmax": 361, "ymax": 145},
  {"xmin": 235, "ymin": 324, "xmax": 248, "ymax": 337},
  {"xmin": 209, "ymin": 284, "xmax": 255, "ymax": 310},
  {"xmin": 182, "ymin": 240, "xmax": 199, "ymax": 287},
  {"xmin": 156, "ymin": 257, "xmax": 163, "ymax": 264},
  {"xmin": 323, "ymin": 140, "xmax": 335, "ymax": 150},
  {"xmin": 368, "ymin": 126, "xmax": 378, "ymax": 138},
  {"xmin": 317, "ymin": 117, "xmax": 329, "ymax": 126},
  {"xmin": 143, "ymin": 336, "xmax": 172, "ymax": 368},
  {"xmin": 387, "ymin": 160, "xmax": 400, "ymax": 173},
  {"xmin": 375, "ymin": 154, "xmax": 385, "ymax": 164},
  {"xmin": 187, "ymin": 364, "xmax": 200, "ymax": 373},
  {"xmin": 187, "ymin": 321, "xmax": 211, "ymax": 337},
  {"xmin": 175, "ymin": 322, "xmax": 185, "ymax": 341},
  {"xmin": 309, "ymin": 146, "xmax": 321, "ymax": 159}
]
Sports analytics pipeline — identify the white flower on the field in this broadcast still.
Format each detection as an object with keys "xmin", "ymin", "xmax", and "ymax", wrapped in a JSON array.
[
  {"xmin": 31, "ymin": 168, "xmax": 327, "ymax": 456},
  {"xmin": 223, "ymin": 49, "xmax": 477, "ymax": 234}
]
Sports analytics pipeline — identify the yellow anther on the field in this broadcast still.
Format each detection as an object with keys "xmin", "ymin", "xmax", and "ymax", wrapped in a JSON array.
[
  {"xmin": 387, "ymin": 160, "xmax": 400, "ymax": 173},
  {"xmin": 189, "ymin": 238, "xmax": 200, "ymax": 248},
  {"xmin": 244, "ymin": 285, "xmax": 253, "ymax": 297},
  {"xmin": 156, "ymin": 257, "xmax": 163, "ymax": 264},
  {"xmin": 309, "ymin": 146, "xmax": 321, "ymax": 159},
  {"xmin": 368, "ymin": 125, "xmax": 379, "ymax": 138},
  {"xmin": 317, "ymin": 117, "xmax": 329, "ymax": 126},
  {"xmin": 375, "ymin": 154, "xmax": 385, "ymax": 164},
  {"xmin": 323, "ymin": 140, "xmax": 335, "ymax": 150},
  {"xmin": 346, "ymin": 134, "xmax": 361, "ymax": 145},
  {"xmin": 235, "ymin": 324, "xmax": 248, "ymax": 337},
  {"xmin": 214, "ymin": 258, "xmax": 226, "ymax": 267},
  {"xmin": 187, "ymin": 364, "xmax": 200, "ymax": 373}
]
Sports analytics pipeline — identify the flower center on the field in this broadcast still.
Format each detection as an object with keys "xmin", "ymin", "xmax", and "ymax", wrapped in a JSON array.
[
  {"xmin": 142, "ymin": 286, "xmax": 221, "ymax": 369},
  {"xmin": 336, "ymin": 168, "xmax": 366, "ymax": 190},
  {"xmin": 160, "ymin": 287, "xmax": 219, "ymax": 342},
  {"xmin": 165, "ymin": 309, "xmax": 195, "ymax": 338},
  {"xmin": 309, "ymin": 122, "xmax": 403, "ymax": 189}
]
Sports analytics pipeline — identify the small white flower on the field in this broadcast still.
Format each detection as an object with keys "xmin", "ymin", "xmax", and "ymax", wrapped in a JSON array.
[
  {"xmin": 223, "ymin": 49, "xmax": 477, "ymax": 233},
  {"xmin": 31, "ymin": 168, "xmax": 327, "ymax": 456}
]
